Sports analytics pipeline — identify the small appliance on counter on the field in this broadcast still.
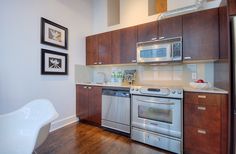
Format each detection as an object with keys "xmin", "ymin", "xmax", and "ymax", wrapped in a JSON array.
[
  {"xmin": 110, "ymin": 68, "xmax": 124, "ymax": 85},
  {"xmin": 124, "ymin": 70, "xmax": 136, "ymax": 85},
  {"xmin": 94, "ymin": 72, "xmax": 107, "ymax": 84}
]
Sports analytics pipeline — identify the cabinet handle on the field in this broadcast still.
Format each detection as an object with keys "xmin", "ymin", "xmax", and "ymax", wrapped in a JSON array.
[
  {"xmin": 197, "ymin": 129, "xmax": 206, "ymax": 134},
  {"xmin": 159, "ymin": 36, "xmax": 165, "ymax": 40},
  {"xmin": 184, "ymin": 57, "xmax": 192, "ymax": 60},
  {"xmin": 98, "ymin": 62, "xmax": 102, "ymax": 65},
  {"xmin": 84, "ymin": 86, "xmax": 87, "ymax": 89},
  {"xmin": 197, "ymin": 106, "xmax": 206, "ymax": 111},
  {"xmin": 131, "ymin": 59, "xmax": 137, "ymax": 63},
  {"xmin": 198, "ymin": 95, "xmax": 206, "ymax": 99},
  {"xmin": 151, "ymin": 37, "xmax": 157, "ymax": 41},
  {"xmin": 88, "ymin": 87, "xmax": 92, "ymax": 89},
  {"xmin": 93, "ymin": 62, "xmax": 97, "ymax": 65}
]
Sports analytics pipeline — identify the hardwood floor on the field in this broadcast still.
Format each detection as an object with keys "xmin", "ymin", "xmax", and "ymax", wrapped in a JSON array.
[{"xmin": 36, "ymin": 122, "xmax": 171, "ymax": 154}]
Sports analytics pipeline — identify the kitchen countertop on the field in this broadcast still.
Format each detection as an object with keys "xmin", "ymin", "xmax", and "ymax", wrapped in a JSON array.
[
  {"xmin": 182, "ymin": 87, "xmax": 228, "ymax": 94},
  {"xmin": 76, "ymin": 82, "xmax": 228, "ymax": 94}
]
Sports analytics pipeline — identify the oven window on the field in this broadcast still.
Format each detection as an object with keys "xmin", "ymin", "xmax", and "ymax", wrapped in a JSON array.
[
  {"xmin": 140, "ymin": 48, "xmax": 167, "ymax": 58},
  {"xmin": 138, "ymin": 105, "xmax": 173, "ymax": 124}
]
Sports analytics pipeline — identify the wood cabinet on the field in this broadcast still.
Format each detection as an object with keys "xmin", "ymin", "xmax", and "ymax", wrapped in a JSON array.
[
  {"xmin": 86, "ymin": 32, "xmax": 111, "ymax": 65},
  {"xmin": 184, "ymin": 92, "xmax": 228, "ymax": 154},
  {"xmin": 158, "ymin": 16, "xmax": 182, "ymax": 39},
  {"xmin": 86, "ymin": 35, "xmax": 98, "ymax": 65},
  {"xmin": 86, "ymin": 8, "xmax": 221, "ymax": 65},
  {"xmin": 120, "ymin": 26, "xmax": 137, "ymax": 64},
  {"xmin": 111, "ymin": 30, "xmax": 121, "ymax": 64},
  {"xmin": 137, "ymin": 16, "xmax": 182, "ymax": 42},
  {"xmin": 228, "ymin": 0, "xmax": 236, "ymax": 16},
  {"xmin": 219, "ymin": 6, "xmax": 229, "ymax": 59},
  {"xmin": 97, "ymin": 32, "xmax": 112, "ymax": 64},
  {"xmin": 76, "ymin": 85, "xmax": 102, "ymax": 126},
  {"xmin": 137, "ymin": 21, "xmax": 158, "ymax": 42},
  {"xmin": 183, "ymin": 8, "xmax": 219, "ymax": 61}
]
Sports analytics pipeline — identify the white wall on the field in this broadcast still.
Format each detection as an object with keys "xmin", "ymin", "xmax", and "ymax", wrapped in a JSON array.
[
  {"xmin": 0, "ymin": 0, "xmax": 93, "ymax": 130},
  {"xmin": 92, "ymin": 0, "xmax": 222, "ymax": 34}
]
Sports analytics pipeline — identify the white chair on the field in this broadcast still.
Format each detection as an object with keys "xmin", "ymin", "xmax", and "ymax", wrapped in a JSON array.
[{"xmin": 0, "ymin": 99, "xmax": 59, "ymax": 154}]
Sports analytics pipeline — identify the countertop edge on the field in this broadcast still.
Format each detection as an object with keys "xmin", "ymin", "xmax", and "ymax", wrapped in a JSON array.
[{"xmin": 76, "ymin": 83, "xmax": 228, "ymax": 94}]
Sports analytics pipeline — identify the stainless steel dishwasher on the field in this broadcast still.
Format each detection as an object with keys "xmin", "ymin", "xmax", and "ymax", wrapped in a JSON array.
[{"xmin": 102, "ymin": 88, "xmax": 131, "ymax": 134}]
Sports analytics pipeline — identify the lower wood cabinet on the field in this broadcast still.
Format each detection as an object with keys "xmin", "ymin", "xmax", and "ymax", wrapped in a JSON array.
[
  {"xmin": 228, "ymin": 0, "xmax": 236, "ymax": 16},
  {"xmin": 184, "ymin": 92, "xmax": 228, "ymax": 154},
  {"xmin": 76, "ymin": 85, "xmax": 102, "ymax": 126}
]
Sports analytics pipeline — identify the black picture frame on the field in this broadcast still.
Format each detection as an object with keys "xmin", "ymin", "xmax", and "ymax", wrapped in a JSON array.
[
  {"xmin": 41, "ymin": 49, "xmax": 68, "ymax": 75},
  {"xmin": 41, "ymin": 17, "xmax": 68, "ymax": 49}
]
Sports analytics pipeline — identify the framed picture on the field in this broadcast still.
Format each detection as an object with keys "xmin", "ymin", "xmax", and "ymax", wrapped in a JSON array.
[
  {"xmin": 41, "ymin": 17, "xmax": 68, "ymax": 49},
  {"xmin": 41, "ymin": 49, "xmax": 68, "ymax": 75}
]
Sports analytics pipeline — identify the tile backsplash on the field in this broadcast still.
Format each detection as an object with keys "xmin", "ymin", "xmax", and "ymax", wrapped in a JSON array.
[{"xmin": 75, "ymin": 62, "xmax": 214, "ymax": 87}]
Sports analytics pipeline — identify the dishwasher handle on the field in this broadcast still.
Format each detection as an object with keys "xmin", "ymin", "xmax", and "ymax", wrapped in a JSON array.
[{"xmin": 102, "ymin": 89, "xmax": 130, "ymax": 97}]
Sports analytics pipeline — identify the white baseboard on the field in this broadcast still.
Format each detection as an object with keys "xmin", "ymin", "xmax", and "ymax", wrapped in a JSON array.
[{"xmin": 50, "ymin": 115, "xmax": 79, "ymax": 132}]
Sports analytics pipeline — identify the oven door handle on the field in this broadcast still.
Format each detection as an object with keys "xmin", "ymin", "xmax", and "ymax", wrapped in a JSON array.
[{"xmin": 136, "ymin": 99, "xmax": 175, "ymax": 105}]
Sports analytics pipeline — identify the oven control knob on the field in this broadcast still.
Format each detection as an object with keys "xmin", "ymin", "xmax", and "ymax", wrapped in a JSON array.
[
  {"xmin": 136, "ymin": 89, "xmax": 139, "ymax": 91},
  {"xmin": 172, "ymin": 91, "xmax": 176, "ymax": 94},
  {"xmin": 177, "ymin": 91, "xmax": 182, "ymax": 94},
  {"xmin": 131, "ymin": 88, "xmax": 134, "ymax": 91}
]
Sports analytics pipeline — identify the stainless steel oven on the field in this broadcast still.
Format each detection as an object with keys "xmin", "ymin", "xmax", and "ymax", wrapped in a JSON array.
[
  {"xmin": 130, "ymin": 86, "xmax": 183, "ymax": 154},
  {"xmin": 132, "ymin": 95, "xmax": 182, "ymax": 138}
]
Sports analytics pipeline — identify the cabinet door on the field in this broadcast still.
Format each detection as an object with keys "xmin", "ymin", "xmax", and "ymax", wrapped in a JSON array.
[
  {"xmin": 120, "ymin": 26, "xmax": 137, "ymax": 64},
  {"xmin": 76, "ymin": 85, "xmax": 89, "ymax": 121},
  {"xmin": 158, "ymin": 16, "xmax": 182, "ymax": 39},
  {"xmin": 97, "ymin": 32, "xmax": 112, "ymax": 64},
  {"xmin": 137, "ymin": 21, "xmax": 158, "ymax": 42},
  {"xmin": 219, "ymin": 6, "xmax": 229, "ymax": 60},
  {"xmin": 88, "ymin": 86, "xmax": 102, "ymax": 125},
  {"xmin": 111, "ymin": 30, "xmax": 121, "ymax": 64},
  {"xmin": 184, "ymin": 92, "xmax": 228, "ymax": 154},
  {"xmin": 183, "ymin": 8, "xmax": 219, "ymax": 61},
  {"xmin": 184, "ymin": 126, "xmax": 221, "ymax": 154},
  {"xmin": 229, "ymin": 0, "xmax": 236, "ymax": 16},
  {"xmin": 86, "ymin": 35, "xmax": 98, "ymax": 65}
]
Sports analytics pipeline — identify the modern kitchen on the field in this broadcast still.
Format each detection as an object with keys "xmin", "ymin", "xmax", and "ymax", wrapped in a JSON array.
[
  {"xmin": 1, "ymin": 0, "xmax": 236, "ymax": 154},
  {"xmin": 74, "ymin": 0, "xmax": 232, "ymax": 154}
]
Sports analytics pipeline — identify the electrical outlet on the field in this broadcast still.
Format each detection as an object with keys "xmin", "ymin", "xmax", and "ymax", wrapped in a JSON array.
[{"xmin": 192, "ymin": 72, "xmax": 197, "ymax": 80}]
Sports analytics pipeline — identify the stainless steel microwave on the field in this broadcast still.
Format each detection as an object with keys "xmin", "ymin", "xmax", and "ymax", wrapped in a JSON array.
[{"xmin": 137, "ymin": 37, "xmax": 182, "ymax": 63}]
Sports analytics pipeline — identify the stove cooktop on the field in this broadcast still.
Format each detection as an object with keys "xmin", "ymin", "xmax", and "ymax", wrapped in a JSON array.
[{"xmin": 130, "ymin": 86, "xmax": 183, "ymax": 98}]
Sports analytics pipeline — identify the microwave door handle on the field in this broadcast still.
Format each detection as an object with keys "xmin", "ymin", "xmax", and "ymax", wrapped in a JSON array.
[{"xmin": 136, "ymin": 99, "xmax": 175, "ymax": 105}]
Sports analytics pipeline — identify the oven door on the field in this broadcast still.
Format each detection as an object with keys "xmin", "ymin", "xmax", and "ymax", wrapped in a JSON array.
[
  {"xmin": 132, "ymin": 95, "xmax": 182, "ymax": 138},
  {"xmin": 137, "ymin": 43, "xmax": 172, "ymax": 63}
]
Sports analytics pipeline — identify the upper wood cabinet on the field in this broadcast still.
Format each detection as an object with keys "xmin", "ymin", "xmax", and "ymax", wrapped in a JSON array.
[
  {"xmin": 111, "ymin": 30, "xmax": 121, "ymax": 64},
  {"xmin": 86, "ymin": 8, "xmax": 221, "ymax": 65},
  {"xmin": 219, "ymin": 6, "xmax": 229, "ymax": 60},
  {"xmin": 183, "ymin": 8, "xmax": 219, "ymax": 61},
  {"xmin": 86, "ymin": 35, "xmax": 98, "ymax": 65},
  {"xmin": 120, "ymin": 26, "xmax": 138, "ymax": 63},
  {"xmin": 228, "ymin": 0, "xmax": 236, "ymax": 16},
  {"xmin": 158, "ymin": 16, "xmax": 182, "ymax": 39},
  {"xmin": 86, "ymin": 32, "xmax": 112, "ymax": 65},
  {"xmin": 76, "ymin": 85, "xmax": 102, "ymax": 126},
  {"xmin": 97, "ymin": 32, "xmax": 112, "ymax": 64},
  {"xmin": 137, "ymin": 21, "xmax": 158, "ymax": 42}
]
